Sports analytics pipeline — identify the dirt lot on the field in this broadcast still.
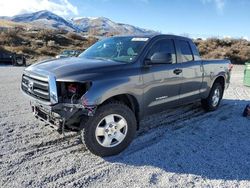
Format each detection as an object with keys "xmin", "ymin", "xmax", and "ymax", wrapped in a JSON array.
[{"xmin": 0, "ymin": 65, "xmax": 250, "ymax": 187}]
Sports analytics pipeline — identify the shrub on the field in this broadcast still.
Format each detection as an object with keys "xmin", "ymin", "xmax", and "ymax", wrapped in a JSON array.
[
  {"xmin": 66, "ymin": 32, "xmax": 86, "ymax": 41},
  {"xmin": 0, "ymin": 29, "xmax": 24, "ymax": 46},
  {"xmin": 37, "ymin": 29, "xmax": 57, "ymax": 46},
  {"xmin": 195, "ymin": 38, "xmax": 250, "ymax": 64},
  {"xmin": 37, "ymin": 46, "xmax": 57, "ymax": 56},
  {"xmin": 47, "ymin": 40, "xmax": 56, "ymax": 47}
]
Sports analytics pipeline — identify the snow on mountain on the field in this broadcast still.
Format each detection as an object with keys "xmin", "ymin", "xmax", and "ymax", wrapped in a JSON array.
[
  {"xmin": 72, "ymin": 16, "xmax": 156, "ymax": 35},
  {"xmin": 1, "ymin": 10, "xmax": 78, "ymax": 31},
  {"xmin": 11, "ymin": 10, "xmax": 65, "ymax": 23},
  {"xmin": 0, "ymin": 11, "xmax": 157, "ymax": 35}
]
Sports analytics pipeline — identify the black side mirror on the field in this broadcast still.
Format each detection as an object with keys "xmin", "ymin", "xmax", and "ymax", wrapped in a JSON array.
[{"xmin": 148, "ymin": 52, "xmax": 172, "ymax": 64}]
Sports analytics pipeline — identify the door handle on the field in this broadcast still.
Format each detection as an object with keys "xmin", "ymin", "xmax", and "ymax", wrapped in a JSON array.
[{"xmin": 173, "ymin": 69, "xmax": 182, "ymax": 75}]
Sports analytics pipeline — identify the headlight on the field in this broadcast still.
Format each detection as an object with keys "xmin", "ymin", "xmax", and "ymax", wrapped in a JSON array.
[{"xmin": 57, "ymin": 82, "xmax": 92, "ymax": 103}]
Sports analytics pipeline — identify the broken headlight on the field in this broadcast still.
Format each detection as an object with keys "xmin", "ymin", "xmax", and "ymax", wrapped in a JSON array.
[{"xmin": 57, "ymin": 82, "xmax": 92, "ymax": 103}]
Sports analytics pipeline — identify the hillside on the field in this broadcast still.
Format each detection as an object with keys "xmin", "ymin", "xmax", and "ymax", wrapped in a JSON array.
[
  {"xmin": 0, "ymin": 10, "xmax": 156, "ymax": 36},
  {"xmin": 0, "ymin": 19, "xmax": 30, "ymax": 29},
  {"xmin": 72, "ymin": 17, "xmax": 156, "ymax": 36},
  {"xmin": 0, "ymin": 28, "xmax": 98, "ymax": 63},
  {"xmin": 195, "ymin": 38, "xmax": 250, "ymax": 64}
]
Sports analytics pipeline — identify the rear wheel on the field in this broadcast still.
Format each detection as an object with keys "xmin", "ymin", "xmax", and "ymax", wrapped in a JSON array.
[
  {"xmin": 202, "ymin": 82, "xmax": 223, "ymax": 111},
  {"xmin": 16, "ymin": 58, "xmax": 24, "ymax": 66},
  {"xmin": 81, "ymin": 102, "xmax": 137, "ymax": 157}
]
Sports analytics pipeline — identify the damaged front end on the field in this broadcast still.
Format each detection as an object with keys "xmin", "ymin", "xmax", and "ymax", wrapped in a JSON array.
[
  {"xmin": 22, "ymin": 70, "xmax": 97, "ymax": 133},
  {"xmin": 57, "ymin": 81, "xmax": 96, "ymax": 117}
]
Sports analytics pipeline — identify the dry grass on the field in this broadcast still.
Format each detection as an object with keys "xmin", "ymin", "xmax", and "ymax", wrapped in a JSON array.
[
  {"xmin": 0, "ymin": 28, "xmax": 98, "ymax": 61},
  {"xmin": 0, "ymin": 19, "xmax": 30, "ymax": 28},
  {"xmin": 195, "ymin": 38, "xmax": 250, "ymax": 64}
]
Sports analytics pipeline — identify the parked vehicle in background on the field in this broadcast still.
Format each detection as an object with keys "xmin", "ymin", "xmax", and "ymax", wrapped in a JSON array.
[
  {"xmin": 21, "ymin": 34, "xmax": 232, "ymax": 157},
  {"xmin": 0, "ymin": 51, "xmax": 13, "ymax": 64},
  {"xmin": 0, "ymin": 51, "xmax": 26, "ymax": 66},
  {"xmin": 15, "ymin": 55, "xmax": 26, "ymax": 66},
  {"xmin": 55, "ymin": 50, "xmax": 81, "ymax": 59}
]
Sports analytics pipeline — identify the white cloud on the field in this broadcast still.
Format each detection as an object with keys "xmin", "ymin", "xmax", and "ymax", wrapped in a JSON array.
[
  {"xmin": 0, "ymin": 0, "xmax": 78, "ymax": 17},
  {"xmin": 243, "ymin": 36, "xmax": 249, "ymax": 41},
  {"xmin": 201, "ymin": 0, "xmax": 226, "ymax": 13}
]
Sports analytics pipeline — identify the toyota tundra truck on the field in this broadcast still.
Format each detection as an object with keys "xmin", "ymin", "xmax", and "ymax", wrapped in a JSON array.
[{"xmin": 21, "ymin": 34, "xmax": 232, "ymax": 156}]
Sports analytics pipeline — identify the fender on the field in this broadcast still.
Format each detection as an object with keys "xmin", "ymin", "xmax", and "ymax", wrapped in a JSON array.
[
  {"xmin": 201, "ymin": 71, "xmax": 226, "ymax": 99},
  {"xmin": 82, "ymin": 77, "xmax": 143, "ymax": 109}
]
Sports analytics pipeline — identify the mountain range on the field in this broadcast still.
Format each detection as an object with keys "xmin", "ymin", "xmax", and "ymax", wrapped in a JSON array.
[{"xmin": 0, "ymin": 10, "xmax": 156, "ymax": 35}]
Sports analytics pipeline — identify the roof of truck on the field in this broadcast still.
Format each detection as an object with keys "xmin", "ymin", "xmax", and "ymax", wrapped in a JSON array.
[{"xmin": 113, "ymin": 34, "xmax": 192, "ymax": 41}]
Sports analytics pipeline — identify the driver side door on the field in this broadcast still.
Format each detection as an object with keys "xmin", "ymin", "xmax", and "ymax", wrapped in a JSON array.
[{"xmin": 142, "ymin": 38, "xmax": 182, "ymax": 115}]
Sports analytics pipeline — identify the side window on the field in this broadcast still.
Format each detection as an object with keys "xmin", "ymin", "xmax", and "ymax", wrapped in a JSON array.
[
  {"xmin": 147, "ymin": 39, "xmax": 176, "ymax": 64},
  {"xmin": 179, "ymin": 41, "xmax": 194, "ymax": 63},
  {"xmin": 190, "ymin": 42, "xmax": 201, "ymax": 60}
]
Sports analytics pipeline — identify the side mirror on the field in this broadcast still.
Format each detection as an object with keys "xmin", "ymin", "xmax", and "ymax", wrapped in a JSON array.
[{"xmin": 148, "ymin": 52, "xmax": 172, "ymax": 64}]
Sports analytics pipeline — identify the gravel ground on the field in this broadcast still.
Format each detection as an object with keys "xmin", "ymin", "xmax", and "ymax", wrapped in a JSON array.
[{"xmin": 0, "ymin": 65, "xmax": 250, "ymax": 188}]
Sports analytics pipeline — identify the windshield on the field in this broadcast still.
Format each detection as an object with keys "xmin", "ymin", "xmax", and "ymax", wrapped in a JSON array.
[
  {"xmin": 63, "ymin": 50, "xmax": 77, "ymax": 55},
  {"xmin": 79, "ymin": 37, "xmax": 149, "ymax": 63}
]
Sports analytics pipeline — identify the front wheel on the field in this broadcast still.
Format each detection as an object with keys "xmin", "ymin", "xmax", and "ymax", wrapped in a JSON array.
[
  {"xmin": 202, "ymin": 82, "xmax": 223, "ymax": 111},
  {"xmin": 81, "ymin": 102, "xmax": 137, "ymax": 157}
]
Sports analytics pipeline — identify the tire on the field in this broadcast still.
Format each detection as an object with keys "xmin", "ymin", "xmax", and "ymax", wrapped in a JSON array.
[
  {"xmin": 15, "ymin": 59, "xmax": 23, "ymax": 66},
  {"xmin": 80, "ymin": 101, "xmax": 137, "ymax": 157},
  {"xmin": 201, "ymin": 82, "xmax": 223, "ymax": 111}
]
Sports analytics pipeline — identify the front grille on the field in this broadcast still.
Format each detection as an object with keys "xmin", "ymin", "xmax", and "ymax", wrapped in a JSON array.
[{"xmin": 22, "ymin": 74, "xmax": 50, "ymax": 102}]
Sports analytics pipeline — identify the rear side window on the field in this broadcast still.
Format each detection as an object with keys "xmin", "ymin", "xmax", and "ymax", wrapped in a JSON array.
[
  {"xmin": 147, "ymin": 39, "xmax": 176, "ymax": 64},
  {"xmin": 179, "ymin": 41, "xmax": 194, "ymax": 63},
  {"xmin": 190, "ymin": 42, "xmax": 201, "ymax": 60}
]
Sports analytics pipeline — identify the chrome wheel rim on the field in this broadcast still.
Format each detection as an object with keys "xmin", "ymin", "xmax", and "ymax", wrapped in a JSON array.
[
  {"xmin": 95, "ymin": 114, "xmax": 128, "ymax": 148},
  {"xmin": 212, "ymin": 88, "xmax": 220, "ymax": 107}
]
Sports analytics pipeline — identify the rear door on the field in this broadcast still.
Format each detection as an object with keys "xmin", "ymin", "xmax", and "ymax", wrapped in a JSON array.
[
  {"xmin": 142, "ymin": 38, "xmax": 182, "ymax": 115},
  {"xmin": 176, "ymin": 40, "xmax": 203, "ymax": 104}
]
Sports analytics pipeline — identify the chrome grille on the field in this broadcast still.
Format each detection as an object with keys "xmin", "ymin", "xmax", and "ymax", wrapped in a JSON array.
[{"xmin": 22, "ymin": 74, "xmax": 50, "ymax": 102}]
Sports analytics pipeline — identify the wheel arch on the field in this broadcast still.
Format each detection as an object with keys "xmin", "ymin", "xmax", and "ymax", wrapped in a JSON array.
[
  {"xmin": 201, "ymin": 75, "xmax": 226, "ymax": 100},
  {"xmin": 101, "ymin": 94, "xmax": 141, "ymax": 129},
  {"xmin": 212, "ymin": 75, "xmax": 225, "ymax": 90}
]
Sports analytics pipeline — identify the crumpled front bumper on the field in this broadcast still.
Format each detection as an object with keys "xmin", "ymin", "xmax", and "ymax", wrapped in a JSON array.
[{"xmin": 30, "ymin": 100, "xmax": 96, "ymax": 130}]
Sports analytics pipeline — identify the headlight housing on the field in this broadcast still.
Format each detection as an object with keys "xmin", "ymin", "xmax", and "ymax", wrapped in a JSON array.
[{"xmin": 57, "ymin": 82, "xmax": 92, "ymax": 103}]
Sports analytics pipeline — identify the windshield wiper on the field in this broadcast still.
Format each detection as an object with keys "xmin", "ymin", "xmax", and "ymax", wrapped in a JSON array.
[{"xmin": 93, "ymin": 57, "xmax": 113, "ymax": 61}]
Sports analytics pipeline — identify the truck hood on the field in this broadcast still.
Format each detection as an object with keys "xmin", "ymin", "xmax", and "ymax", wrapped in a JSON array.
[{"xmin": 25, "ymin": 57, "xmax": 125, "ymax": 81}]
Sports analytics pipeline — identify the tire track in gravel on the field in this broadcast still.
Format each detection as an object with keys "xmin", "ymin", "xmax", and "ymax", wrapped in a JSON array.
[
  {"xmin": 138, "ymin": 104, "xmax": 203, "ymax": 135},
  {"xmin": 124, "ymin": 103, "xmax": 230, "ymax": 157},
  {"xmin": 43, "ymin": 161, "xmax": 111, "ymax": 187},
  {"xmin": 2, "ymin": 134, "xmax": 83, "ymax": 169}
]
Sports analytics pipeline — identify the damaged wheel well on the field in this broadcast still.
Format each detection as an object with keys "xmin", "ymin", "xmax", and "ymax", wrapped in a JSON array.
[{"xmin": 102, "ymin": 94, "xmax": 140, "ymax": 128}]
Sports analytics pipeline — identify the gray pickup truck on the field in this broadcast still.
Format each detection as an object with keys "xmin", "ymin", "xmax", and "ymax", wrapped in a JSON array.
[{"xmin": 21, "ymin": 34, "xmax": 232, "ymax": 156}]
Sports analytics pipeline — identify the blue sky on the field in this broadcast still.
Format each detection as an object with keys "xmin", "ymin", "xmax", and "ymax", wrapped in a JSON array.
[
  {"xmin": 69, "ymin": 0, "xmax": 250, "ymax": 39},
  {"xmin": 0, "ymin": 0, "xmax": 249, "ymax": 39}
]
